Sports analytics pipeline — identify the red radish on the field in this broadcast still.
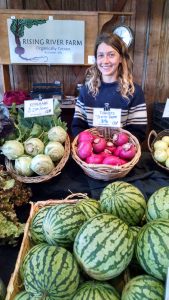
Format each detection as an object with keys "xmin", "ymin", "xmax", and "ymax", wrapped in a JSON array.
[
  {"xmin": 118, "ymin": 143, "xmax": 136, "ymax": 160},
  {"xmin": 77, "ymin": 141, "xmax": 93, "ymax": 160},
  {"xmin": 86, "ymin": 153, "xmax": 103, "ymax": 164},
  {"xmin": 106, "ymin": 141, "xmax": 116, "ymax": 153},
  {"xmin": 100, "ymin": 150, "xmax": 112, "ymax": 159},
  {"xmin": 102, "ymin": 155, "xmax": 123, "ymax": 166},
  {"xmin": 93, "ymin": 137, "xmax": 107, "ymax": 153},
  {"xmin": 78, "ymin": 131, "xmax": 94, "ymax": 143},
  {"xmin": 119, "ymin": 158, "xmax": 128, "ymax": 165},
  {"xmin": 113, "ymin": 132, "xmax": 129, "ymax": 146},
  {"xmin": 114, "ymin": 146, "xmax": 123, "ymax": 157}
]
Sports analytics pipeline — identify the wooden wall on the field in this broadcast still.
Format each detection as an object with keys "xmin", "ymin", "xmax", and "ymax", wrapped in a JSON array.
[{"xmin": 0, "ymin": 0, "xmax": 169, "ymax": 135}]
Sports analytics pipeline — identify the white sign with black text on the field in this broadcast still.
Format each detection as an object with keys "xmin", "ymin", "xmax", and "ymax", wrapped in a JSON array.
[
  {"xmin": 93, "ymin": 108, "xmax": 121, "ymax": 127},
  {"xmin": 24, "ymin": 99, "xmax": 54, "ymax": 118}
]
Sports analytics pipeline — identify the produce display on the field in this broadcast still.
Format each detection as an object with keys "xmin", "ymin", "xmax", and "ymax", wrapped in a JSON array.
[
  {"xmin": 153, "ymin": 135, "xmax": 169, "ymax": 167},
  {"xmin": 76, "ymin": 130, "xmax": 137, "ymax": 166},
  {"xmin": 5, "ymin": 181, "xmax": 169, "ymax": 300},
  {"xmin": 0, "ymin": 102, "xmax": 68, "ymax": 179},
  {"xmin": 0, "ymin": 165, "xmax": 31, "ymax": 246}
]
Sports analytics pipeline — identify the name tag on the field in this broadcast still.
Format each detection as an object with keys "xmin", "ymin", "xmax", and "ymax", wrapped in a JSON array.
[
  {"xmin": 93, "ymin": 108, "xmax": 121, "ymax": 127},
  {"xmin": 24, "ymin": 98, "xmax": 54, "ymax": 118}
]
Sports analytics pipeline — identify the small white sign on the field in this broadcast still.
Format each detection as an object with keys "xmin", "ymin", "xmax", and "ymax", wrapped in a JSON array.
[
  {"xmin": 93, "ymin": 108, "xmax": 121, "ymax": 127},
  {"xmin": 88, "ymin": 55, "xmax": 95, "ymax": 64},
  {"xmin": 24, "ymin": 98, "xmax": 54, "ymax": 118},
  {"xmin": 162, "ymin": 98, "xmax": 169, "ymax": 118},
  {"xmin": 165, "ymin": 267, "xmax": 169, "ymax": 300}
]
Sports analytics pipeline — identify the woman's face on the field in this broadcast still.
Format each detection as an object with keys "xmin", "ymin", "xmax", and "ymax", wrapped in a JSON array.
[{"xmin": 96, "ymin": 42, "xmax": 122, "ymax": 83}]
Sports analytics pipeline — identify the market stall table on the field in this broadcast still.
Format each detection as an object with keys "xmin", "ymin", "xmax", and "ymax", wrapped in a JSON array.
[{"xmin": 1, "ymin": 151, "xmax": 169, "ymax": 287}]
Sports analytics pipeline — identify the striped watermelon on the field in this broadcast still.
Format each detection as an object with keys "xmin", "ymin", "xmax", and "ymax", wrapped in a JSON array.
[
  {"xmin": 72, "ymin": 281, "xmax": 120, "ymax": 300},
  {"xmin": 76, "ymin": 198, "xmax": 101, "ymax": 220},
  {"xmin": 14, "ymin": 291, "xmax": 31, "ymax": 300},
  {"xmin": 20, "ymin": 243, "xmax": 47, "ymax": 281},
  {"xmin": 136, "ymin": 218, "xmax": 169, "ymax": 280},
  {"xmin": 121, "ymin": 275, "xmax": 164, "ymax": 300},
  {"xmin": 24, "ymin": 244, "xmax": 80, "ymax": 299},
  {"xmin": 43, "ymin": 203, "xmax": 86, "ymax": 247},
  {"xmin": 146, "ymin": 186, "xmax": 169, "ymax": 221},
  {"xmin": 73, "ymin": 213, "xmax": 134, "ymax": 280},
  {"xmin": 99, "ymin": 181, "xmax": 146, "ymax": 226},
  {"xmin": 29, "ymin": 206, "xmax": 51, "ymax": 244}
]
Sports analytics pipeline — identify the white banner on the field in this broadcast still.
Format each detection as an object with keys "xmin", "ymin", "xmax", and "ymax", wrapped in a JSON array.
[{"xmin": 7, "ymin": 19, "xmax": 85, "ymax": 64}]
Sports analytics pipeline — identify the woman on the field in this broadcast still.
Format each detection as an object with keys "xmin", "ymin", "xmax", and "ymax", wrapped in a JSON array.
[{"xmin": 71, "ymin": 32, "xmax": 147, "ymax": 142}]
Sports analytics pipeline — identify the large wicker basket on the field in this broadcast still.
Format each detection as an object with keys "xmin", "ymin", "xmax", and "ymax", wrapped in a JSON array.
[
  {"xmin": 6, "ymin": 194, "xmax": 87, "ymax": 300},
  {"xmin": 148, "ymin": 129, "xmax": 169, "ymax": 171},
  {"xmin": 71, "ymin": 127, "xmax": 141, "ymax": 181},
  {"xmin": 5, "ymin": 134, "xmax": 70, "ymax": 183}
]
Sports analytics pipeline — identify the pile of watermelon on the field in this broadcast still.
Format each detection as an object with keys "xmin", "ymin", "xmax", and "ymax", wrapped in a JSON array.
[{"xmin": 14, "ymin": 181, "xmax": 169, "ymax": 300}]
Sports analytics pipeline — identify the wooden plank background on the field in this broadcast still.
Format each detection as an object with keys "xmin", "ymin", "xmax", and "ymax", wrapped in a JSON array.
[{"xmin": 0, "ymin": 0, "xmax": 168, "ymax": 138}]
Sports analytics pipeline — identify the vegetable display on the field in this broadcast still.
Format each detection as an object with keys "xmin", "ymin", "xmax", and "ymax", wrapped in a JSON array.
[
  {"xmin": 76, "ymin": 129, "xmax": 137, "ymax": 166},
  {"xmin": 0, "ymin": 102, "xmax": 68, "ymax": 177},
  {"xmin": 0, "ymin": 165, "xmax": 31, "ymax": 246},
  {"xmin": 12, "ymin": 182, "xmax": 169, "ymax": 300},
  {"xmin": 153, "ymin": 135, "xmax": 169, "ymax": 167}
]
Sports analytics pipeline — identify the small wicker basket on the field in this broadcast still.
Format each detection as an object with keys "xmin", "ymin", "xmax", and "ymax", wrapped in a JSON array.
[
  {"xmin": 5, "ymin": 194, "xmax": 86, "ymax": 300},
  {"xmin": 71, "ymin": 127, "xmax": 141, "ymax": 181},
  {"xmin": 148, "ymin": 129, "xmax": 169, "ymax": 171},
  {"xmin": 5, "ymin": 134, "xmax": 70, "ymax": 184}
]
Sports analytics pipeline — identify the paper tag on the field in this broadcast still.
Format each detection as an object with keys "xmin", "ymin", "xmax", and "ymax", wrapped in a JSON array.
[
  {"xmin": 93, "ymin": 108, "xmax": 121, "ymax": 127},
  {"xmin": 162, "ymin": 98, "xmax": 169, "ymax": 118},
  {"xmin": 165, "ymin": 267, "xmax": 169, "ymax": 300},
  {"xmin": 88, "ymin": 55, "xmax": 95, "ymax": 64},
  {"xmin": 24, "ymin": 98, "xmax": 54, "ymax": 118}
]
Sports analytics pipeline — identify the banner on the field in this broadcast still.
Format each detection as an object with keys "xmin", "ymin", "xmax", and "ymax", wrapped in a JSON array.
[{"xmin": 7, "ymin": 18, "xmax": 85, "ymax": 64}]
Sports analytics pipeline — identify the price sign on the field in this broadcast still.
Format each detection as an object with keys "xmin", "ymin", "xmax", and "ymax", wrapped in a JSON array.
[
  {"xmin": 93, "ymin": 108, "xmax": 121, "ymax": 127},
  {"xmin": 162, "ymin": 98, "xmax": 169, "ymax": 118},
  {"xmin": 24, "ymin": 98, "xmax": 54, "ymax": 118},
  {"xmin": 165, "ymin": 267, "xmax": 169, "ymax": 300}
]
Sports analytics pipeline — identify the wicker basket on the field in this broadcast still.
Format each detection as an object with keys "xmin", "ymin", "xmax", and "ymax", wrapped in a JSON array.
[
  {"xmin": 5, "ymin": 134, "xmax": 70, "ymax": 183},
  {"xmin": 148, "ymin": 129, "xmax": 169, "ymax": 171},
  {"xmin": 71, "ymin": 127, "xmax": 141, "ymax": 181},
  {"xmin": 6, "ymin": 194, "xmax": 86, "ymax": 300}
]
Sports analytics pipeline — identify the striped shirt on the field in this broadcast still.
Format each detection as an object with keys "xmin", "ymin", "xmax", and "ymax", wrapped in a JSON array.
[{"xmin": 71, "ymin": 81, "xmax": 147, "ymax": 142}]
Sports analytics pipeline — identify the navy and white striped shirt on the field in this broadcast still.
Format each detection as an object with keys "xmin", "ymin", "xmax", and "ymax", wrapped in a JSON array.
[{"xmin": 71, "ymin": 81, "xmax": 147, "ymax": 142}]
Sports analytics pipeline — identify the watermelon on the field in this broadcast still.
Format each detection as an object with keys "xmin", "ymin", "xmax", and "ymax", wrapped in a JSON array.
[
  {"xmin": 121, "ymin": 274, "xmax": 164, "ymax": 300},
  {"xmin": 72, "ymin": 280, "xmax": 120, "ymax": 300},
  {"xmin": 136, "ymin": 218, "xmax": 169, "ymax": 280},
  {"xmin": 29, "ymin": 206, "xmax": 51, "ymax": 244},
  {"xmin": 14, "ymin": 291, "xmax": 31, "ymax": 300},
  {"xmin": 43, "ymin": 203, "xmax": 86, "ymax": 247},
  {"xmin": 99, "ymin": 181, "xmax": 146, "ymax": 226},
  {"xmin": 73, "ymin": 213, "xmax": 134, "ymax": 280},
  {"xmin": 24, "ymin": 244, "xmax": 80, "ymax": 299},
  {"xmin": 76, "ymin": 198, "xmax": 101, "ymax": 220},
  {"xmin": 146, "ymin": 186, "xmax": 169, "ymax": 221},
  {"xmin": 20, "ymin": 243, "xmax": 48, "ymax": 281}
]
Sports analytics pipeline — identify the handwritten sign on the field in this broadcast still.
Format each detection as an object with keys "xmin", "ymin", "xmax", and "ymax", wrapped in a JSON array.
[
  {"xmin": 24, "ymin": 99, "xmax": 54, "ymax": 118},
  {"xmin": 93, "ymin": 108, "xmax": 121, "ymax": 127},
  {"xmin": 165, "ymin": 267, "xmax": 169, "ymax": 300},
  {"xmin": 162, "ymin": 98, "xmax": 169, "ymax": 118}
]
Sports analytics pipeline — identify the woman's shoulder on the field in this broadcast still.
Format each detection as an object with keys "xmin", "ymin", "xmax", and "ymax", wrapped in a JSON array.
[{"xmin": 133, "ymin": 82, "xmax": 143, "ymax": 93}]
